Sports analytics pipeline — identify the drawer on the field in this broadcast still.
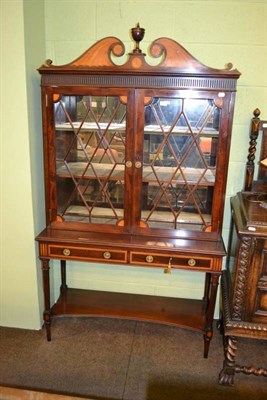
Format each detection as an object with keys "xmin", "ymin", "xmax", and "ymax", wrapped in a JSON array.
[
  {"xmin": 48, "ymin": 244, "xmax": 127, "ymax": 263},
  {"xmin": 130, "ymin": 251, "xmax": 212, "ymax": 271}
]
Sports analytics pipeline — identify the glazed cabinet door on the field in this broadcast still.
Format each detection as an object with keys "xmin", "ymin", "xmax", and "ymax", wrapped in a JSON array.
[
  {"xmin": 43, "ymin": 86, "xmax": 233, "ymax": 236},
  {"xmin": 43, "ymin": 87, "xmax": 135, "ymax": 232},
  {"xmin": 131, "ymin": 89, "xmax": 231, "ymax": 235}
]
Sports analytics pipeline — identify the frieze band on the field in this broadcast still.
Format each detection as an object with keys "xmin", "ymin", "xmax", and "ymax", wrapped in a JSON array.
[{"xmin": 41, "ymin": 74, "xmax": 238, "ymax": 91}]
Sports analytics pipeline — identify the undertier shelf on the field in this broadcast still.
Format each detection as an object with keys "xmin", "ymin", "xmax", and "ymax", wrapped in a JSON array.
[{"xmin": 51, "ymin": 288, "xmax": 206, "ymax": 332}]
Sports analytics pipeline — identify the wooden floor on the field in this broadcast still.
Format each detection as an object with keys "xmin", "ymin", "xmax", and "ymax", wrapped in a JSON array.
[{"xmin": 0, "ymin": 386, "xmax": 94, "ymax": 400}]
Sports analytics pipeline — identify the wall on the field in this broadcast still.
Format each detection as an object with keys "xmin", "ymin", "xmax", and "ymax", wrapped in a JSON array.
[
  {"xmin": 0, "ymin": 0, "xmax": 46, "ymax": 329},
  {"xmin": 44, "ymin": 0, "xmax": 267, "ymax": 309}
]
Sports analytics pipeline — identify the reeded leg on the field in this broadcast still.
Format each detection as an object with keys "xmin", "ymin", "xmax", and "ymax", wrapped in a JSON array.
[
  {"xmin": 41, "ymin": 258, "xmax": 51, "ymax": 341},
  {"xmin": 219, "ymin": 335, "xmax": 237, "ymax": 385},
  {"xmin": 203, "ymin": 273, "xmax": 220, "ymax": 358}
]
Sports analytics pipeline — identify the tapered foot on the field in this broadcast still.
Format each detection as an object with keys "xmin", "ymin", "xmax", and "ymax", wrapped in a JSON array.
[
  {"xmin": 203, "ymin": 330, "xmax": 212, "ymax": 358},
  {"xmin": 43, "ymin": 311, "xmax": 51, "ymax": 341}
]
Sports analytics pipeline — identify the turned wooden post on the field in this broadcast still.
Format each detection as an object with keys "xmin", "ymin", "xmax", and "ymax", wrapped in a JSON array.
[{"xmin": 244, "ymin": 108, "xmax": 261, "ymax": 191}]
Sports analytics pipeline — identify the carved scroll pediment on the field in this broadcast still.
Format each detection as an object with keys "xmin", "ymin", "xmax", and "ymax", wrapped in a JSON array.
[
  {"xmin": 148, "ymin": 38, "xmax": 238, "ymax": 74},
  {"xmin": 69, "ymin": 37, "xmax": 125, "ymax": 68},
  {"xmin": 39, "ymin": 24, "xmax": 240, "ymax": 78}
]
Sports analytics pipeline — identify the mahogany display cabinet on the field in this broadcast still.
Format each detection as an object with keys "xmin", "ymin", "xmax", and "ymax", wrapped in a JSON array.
[{"xmin": 36, "ymin": 25, "xmax": 240, "ymax": 358}]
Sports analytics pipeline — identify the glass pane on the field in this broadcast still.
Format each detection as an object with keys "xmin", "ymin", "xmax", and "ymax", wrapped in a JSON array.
[
  {"xmin": 142, "ymin": 97, "xmax": 220, "ymax": 231},
  {"xmin": 54, "ymin": 94, "xmax": 126, "ymax": 225}
]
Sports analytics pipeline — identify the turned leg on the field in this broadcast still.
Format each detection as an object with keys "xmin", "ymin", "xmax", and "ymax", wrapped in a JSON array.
[
  {"xmin": 60, "ymin": 259, "xmax": 68, "ymax": 294},
  {"xmin": 41, "ymin": 258, "xmax": 51, "ymax": 341},
  {"xmin": 203, "ymin": 272, "xmax": 211, "ymax": 305},
  {"xmin": 203, "ymin": 273, "xmax": 220, "ymax": 358},
  {"xmin": 219, "ymin": 335, "xmax": 238, "ymax": 385}
]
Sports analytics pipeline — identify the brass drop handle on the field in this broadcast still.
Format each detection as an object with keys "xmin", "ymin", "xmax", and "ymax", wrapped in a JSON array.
[
  {"xmin": 103, "ymin": 251, "xmax": 111, "ymax": 259},
  {"xmin": 164, "ymin": 257, "xmax": 172, "ymax": 274},
  {"xmin": 63, "ymin": 248, "xmax": 71, "ymax": 256},
  {"xmin": 146, "ymin": 255, "xmax": 154, "ymax": 263},
  {"xmin": 188, "ymin": 258, "xmax": 196, "ymax": 267}
]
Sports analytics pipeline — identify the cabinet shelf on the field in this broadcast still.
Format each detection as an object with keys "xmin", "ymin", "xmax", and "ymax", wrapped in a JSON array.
[
  {"xmin": 62, "ymin": 205, "xmax": 211, "ymax": 228},
  {"xmin": 56, "ymin": 162, "xmax": 216, "ymax": 186},
  {"xmin": 55, "ymin": 122, "xmax": 219, "ymax": 137},
  {"xmin": 52, "ymin": 288, "xmax": 206, "ymax": 332}
]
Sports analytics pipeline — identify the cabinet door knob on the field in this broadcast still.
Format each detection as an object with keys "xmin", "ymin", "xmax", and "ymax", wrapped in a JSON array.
[
  {"xmin": 103, "ymin": 251, "xmax": 111, "ymax": 259},
  {"xmin": 146, "ymin": 255, "xmax": 154, "ymax": 263},
  {"xmin": 135, "ymin": 161, "xmax": 142, "ymax": 169},
  {"xmin": 63, "ymin": 248, "xmax": 71, "ymax": 256},
  {"xmin": 125, "ymin": 161, "xmax": 132, "ymax": 168},
  {"xmin": 188, "ymin": 258, "xmax": 196, "ymax": 267}
]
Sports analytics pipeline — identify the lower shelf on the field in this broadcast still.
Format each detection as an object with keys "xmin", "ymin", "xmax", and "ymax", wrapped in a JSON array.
[{"xmin": 51, "ymin": 288, "xmax": 206, "ymax": 332}]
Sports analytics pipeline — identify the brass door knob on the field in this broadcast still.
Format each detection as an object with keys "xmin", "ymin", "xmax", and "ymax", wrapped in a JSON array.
[{"xmin": 125, "ymin": 161, "xmax": 132, "ymax": 168}]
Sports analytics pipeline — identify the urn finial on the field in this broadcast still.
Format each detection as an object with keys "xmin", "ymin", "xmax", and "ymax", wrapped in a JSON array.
[{"xmin": 131, "ymin": 23, "xmax": 145, "ymax": 54}]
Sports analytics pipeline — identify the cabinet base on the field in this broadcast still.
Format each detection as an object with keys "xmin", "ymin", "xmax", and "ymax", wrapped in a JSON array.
[
  {"xmin": 47, "ymin": 288, "xmax": 212, "ymax": 357},
  {"xmin": 52, "ymin": 288, "xmax": 205, "ymax": 328}
]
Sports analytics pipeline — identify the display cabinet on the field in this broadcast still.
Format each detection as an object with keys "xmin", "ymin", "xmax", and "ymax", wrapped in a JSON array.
[
  {"xmin": 36, "ymin": 25, "xmax": 240, "ymax": 358},
  {"xmin": 219, "ymin": 111, "xmax": 267, "ymax": 384}
]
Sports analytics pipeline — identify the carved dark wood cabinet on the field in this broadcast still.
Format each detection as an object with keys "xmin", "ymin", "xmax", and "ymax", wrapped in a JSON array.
[
  {"xmin": 219, "ymin": 111, "xmax": 267, "ymax": 384},
  {"xmin": 36, "ymin": 25, "xmax": 240, "ymax": 358}
]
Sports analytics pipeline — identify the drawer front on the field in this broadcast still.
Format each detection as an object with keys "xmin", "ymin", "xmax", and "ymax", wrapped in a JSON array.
[
  {"xmin": 48, "ymin": 245, "xmax": 127, "ymax": 263},
  {"xmin": 130, "ymin": 251, "xmax": 212, "ymax": 271}
]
